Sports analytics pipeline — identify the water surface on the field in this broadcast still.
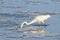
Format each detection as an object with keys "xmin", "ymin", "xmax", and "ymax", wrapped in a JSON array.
[{"xmin": 0, "ymin": 0, "xmax": 60, "ymax": 40}]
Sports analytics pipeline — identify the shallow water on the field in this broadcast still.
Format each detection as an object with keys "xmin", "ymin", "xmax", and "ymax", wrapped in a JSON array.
[{"xmin": 0, "ymin": 0, "xmax": 60, "ymax": 40}]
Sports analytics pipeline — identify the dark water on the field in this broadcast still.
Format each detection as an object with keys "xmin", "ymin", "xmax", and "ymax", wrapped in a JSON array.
[{"xmin": 0, "ymin": 0, "xmax": 60, "ymax": 40}]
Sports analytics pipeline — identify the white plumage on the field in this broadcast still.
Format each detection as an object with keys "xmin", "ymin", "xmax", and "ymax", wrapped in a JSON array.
[{"xmin": 20, "ymin": 15, "xmax": 51, "ymax": 28}]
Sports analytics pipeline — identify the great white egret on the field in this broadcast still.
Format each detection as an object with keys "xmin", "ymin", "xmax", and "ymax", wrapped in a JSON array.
[{"xmin": 20, "ymin": 15, "xmax": 51, "ymax": 28}]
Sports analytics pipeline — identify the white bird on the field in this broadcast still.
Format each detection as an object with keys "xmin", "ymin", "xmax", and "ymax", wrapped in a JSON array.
[{"xmin": 20, "ymin": 15, "xmax": 51, "ymax": 28}]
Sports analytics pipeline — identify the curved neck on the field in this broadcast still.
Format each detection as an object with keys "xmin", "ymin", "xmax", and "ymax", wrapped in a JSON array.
[
  {"xmin": 26, "ymin": 21, "xmax": 35, "ymax": 25},
  {"xmin": 20, "ymin": 22, "xmax": 28, "ymax": 28},
  {"xmin": 20, "ymin": 21, "xmax": 35, "ymax": 28},
  {"xmin": 23, "ymin": 22, "xmax": 31, "ymax": 25}
]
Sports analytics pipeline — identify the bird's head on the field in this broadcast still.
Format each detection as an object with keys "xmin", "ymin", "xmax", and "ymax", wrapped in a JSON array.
[
  {"xmin": 23, "ymin": 21, "xmax": 30, "ymax": 25},
  {"xmin": 20, "ymin": 22, "xmax": 28, "ymax": 28},
  {"xmin": 20, "ymin": 21, "xmax": 30, "ymax": 28},
  {"xmin": 23, "ymin": 22, "xmax": 28, "ymax": 25}
]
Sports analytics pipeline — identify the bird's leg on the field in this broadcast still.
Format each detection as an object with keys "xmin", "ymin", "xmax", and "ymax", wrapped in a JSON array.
[
  {"xmin": 41, "ymin": 21, "xmax": 47, "ymax": 25},
  {"xmin": 38, "ymin": 22, "xmax": 41, "ymax": 29},
  {"xmin": 41, "ymin": 21, "xmax": 47, "ymax": 28},
  {"xmin": 41, "ymin": 21, "xmax": 44, "ymax": 24},
  {"xmin": 38, "ymin": 22, "xmax": 41, "ymax": 30}
]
